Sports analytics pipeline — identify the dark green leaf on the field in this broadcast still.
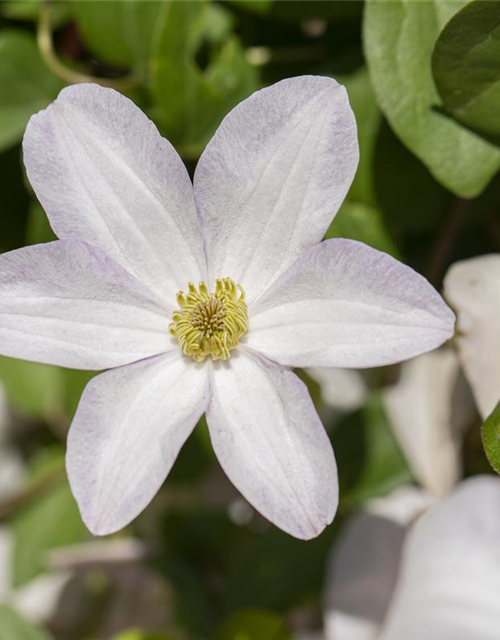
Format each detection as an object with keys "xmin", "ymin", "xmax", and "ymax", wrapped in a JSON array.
[
  {"xmin": 0, "ymin": 605, "xmax": 53, "ymax": 640},
  {"xmin": 335, "ymin": 394, "xmax": 413, "ymax": 507},
  {"xmin": 229, "ymin": 0, "xmax": 361, "ymax": 21},
  {"xmin": 481, "ymin": 399, "xmax": 500, "ymax": 475},
  {"xmin": 432, "ymin": 1, "xmax": 500, "ymax": 140},
  {"xmin": 339, "ymin": 68, "xmax": 381, "ymax": 207},
  {"xmin": 326, "ymin": 201, "xmax": 399, "ymax": 257},
  {"xmin": 219, "ymin": 609, "xmax": 291, "ymax": 640},
  {"xmin": 151, "ymin": 0, "xmax": 258, "ymax": 157},
  {"xmin": 364, "ymin": 0, "xmax": 500, "ymax": 197},
  {"xmin": 25, "ymin": 201, "xmax": 56, "ymax": 246},
  {"xmin": 0, "ymin": 30, "xmax": 61, "ymax": 153}
]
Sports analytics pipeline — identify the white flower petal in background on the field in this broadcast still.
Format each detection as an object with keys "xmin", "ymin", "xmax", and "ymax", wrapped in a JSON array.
[
  {"xmin": 67, "ymin": 351, "xmax": 210, "ymax": 535},
  {"xmin": 0, "ymin": 241, "xmax": 172, "ymax": 369},
  {"xmin": 194, "ymin": 75, "xmax": 359, "ymax": 304},
  {"xmin": 383, "ymin": 348, "xmax": 475, "ymax": 498},
  {"xmin": 207, "ymin": 350, "xmax": 338, "ymax": 540},
  {"xmin": 444, "ymin": 254, "xmax": 500, "ymax": 419},
  {"xmin": 380, "ymin": 476, "xmax": 500, "ymax": 640},
  {"xmin": 247, "ymin": 240, "xmax": 455, "ymax": 368},
  {"xmin": 324, "ymin": 487, "xmax": 430, "ymax": 640},
  {"xmin": 23, "ymin": 83, "xmax": 206, "ymax": 300},
  {"xmin": 307, "ymin": 367, "xmax": 368, "ymax": 413}
]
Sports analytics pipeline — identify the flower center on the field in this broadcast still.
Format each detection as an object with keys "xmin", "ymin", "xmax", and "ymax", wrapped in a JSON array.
[{"xmin": 169, "ymin": 278, "xmax": 248, "ymax": 362}]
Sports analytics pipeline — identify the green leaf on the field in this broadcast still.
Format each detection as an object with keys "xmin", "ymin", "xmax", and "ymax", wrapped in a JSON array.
[
  {"xmin": 326, "ymin": 201, "xmax": 399, "ymax": 257},
  {"xmin": 219, "ymin": 610, "xmax": 291, "ymax": 640},
  {"xmin": 151, "ymin": 0, "xmax": 258, "ymax": 157},
  {"xmin": 12, "ymin": 449, "xmax": 89, "ymax": 586},
  {"xmin": 432, "ymin": 0, "xmax": 500, "ymax": 141},
  {"xmin": 0, "ymin": 0, "xmax": 70, "ymax": 27},
  {"xmin": 0, "ymin": 605, "xmax": 53, "ymax": 640},
  {"xmin": 25, "ymin": 201, "xmax": 57, "ymax": 246},
  {"xmin": 225, "ymin": 0, "xmax": 363, "ymax": 21},
  {"xmin": 0, "ymin": 357, "xmax": 65, "ymax": 421},
  {"xmin": 0, "ymin": 30, "xmax": 61, "ymax": 153},
  {"xmin": 481, "ymin": 399, "xmax": 500, "ymax": 475},
  {"xmin": 111, "ymin": 631, "xmax": 175, "ymax": 640},
  {"xmin": 334, "ymin": 394, "xmax": 413, "ymax": 507},
  {"xmin": 364, "ymin": 0, "xmax": 500, "ymax": 197},
  {"xmin": 338, "ymin": 68, "xmax": 382, "ymax": 207},
  {"xmin": 73, "ymin": 0, "xmax": 164, "ymax": 70}
]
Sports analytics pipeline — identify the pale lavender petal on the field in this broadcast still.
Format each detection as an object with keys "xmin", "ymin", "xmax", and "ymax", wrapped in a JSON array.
[
  {"xmin": 246, "ymin": 239, "xmax": 455, "ymax": 368},
  {"xmin": 23, "ymin": 83, "xmax": 206, "ymax": 301},
  {"xmin": 207, "ymin": 349, "xmax": 338, "ymax": 540},
  {"xmin": 380, "ymin": 476, "xmax": 500, "ymax": 640},
  {"xmin": 0, "ymin": 241, "xmax": 172, "ymax": 369},
  {"xmin": 67, "ymin": 351, "xmax": 209, "ymax": 535},
  {"xmin": 194, "ymin": 75, "xmax": 358, "ymax": 303}
]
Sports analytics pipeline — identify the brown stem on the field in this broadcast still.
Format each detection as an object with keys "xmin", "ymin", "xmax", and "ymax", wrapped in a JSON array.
[{"xmin": 426, "ymin": 198, "xmax": 469, "ymax": 285}]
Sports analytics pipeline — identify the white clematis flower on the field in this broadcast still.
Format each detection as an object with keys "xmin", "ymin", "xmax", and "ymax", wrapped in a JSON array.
[{"xmin": 0, "ymin": 78, "xmax": 454, "ymax": 538}]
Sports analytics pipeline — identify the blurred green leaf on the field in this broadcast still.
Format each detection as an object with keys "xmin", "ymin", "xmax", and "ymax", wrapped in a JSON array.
[
  {"xmin": 226, "ymin": 0, "xmax": 273, "ymax": 15},
  {"xmin": 12, "ymin": 449, "xmax": 88, "ymax": 586},
  {"xmin": 268, "ymin": 0, "xmax": 363, "ymax": 21},
  {"xmin": 432, "ymin": 0, "xmax": 500, "ymax": 141},
  {"xmin": 335, "ymin": 394, "xmax": 412, "ymax": 507},
  {"xmin": 0, "ymin": 30, "xmax": 61, "ymax": 153},
  {"xmin": 25, "ymin": 201, "xmax": 56, "ymax": 246},
  {"xmin": 226, "ymin": 525, "xmax": 334, "ymax": 612},
  {"xmin": 364, "ymin": 0, "xmax": 500, "ymax": 197},
  {"xmin": 326, "ymin": 201, "xmax": 399, "ymax": 257},
  {"xmin": 111, "ymin": 630, "xmax": 175, "ymax": 640},
  {"xmin": 481, "ymin": 399, "xmax": 500, "ymax": 475},
  {"xmin": 151, "ymin": 0, "xmax": 258, "ymax": 157},
  {"xmin": 0, "ymin": 605, "xmax": 53, "ymax": 640},
  {"xmin": 339, "ymin": 68, "xmax": 381, "ymax": 207},
  {"xmin": 0, "ymin": 0, "xmax": 70, "ymax": 27},
  {"xmin": 219, "ymin": 609, "xmax": 291, "ymax": 640},
  {"xmin": 73, "ymin": 0, "xmax": 164, "ymax": 70},
  {"xmin": 0, "ymin": 357, "xmax": 64, "ymax": 421},
  {"xmin": 0, "ymin": 147, "xmax": 30, "ymax": 253}
]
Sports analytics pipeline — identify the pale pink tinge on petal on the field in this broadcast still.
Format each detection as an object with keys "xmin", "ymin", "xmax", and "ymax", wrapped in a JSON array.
[
  {"xmin": 207, "ymin": 349, "xmax": 338, "ymax": 540},
  {"xmin": 0, "ymin": 240, "xmax": 172, "ymax": 370},
  {"xmin": 23, "ymin": 83, "xmax": 206, "ymax": 301},
  {"xmin": 67, "ymin": 351, "xmax": 210, "ymax": 535},
  {"xmin": 247, "ymin": 239, "xmax": 455, "ymax": 368},
  {"xmin": 195, "ymin": 75, "xmax": 359, "ymax": 304}
]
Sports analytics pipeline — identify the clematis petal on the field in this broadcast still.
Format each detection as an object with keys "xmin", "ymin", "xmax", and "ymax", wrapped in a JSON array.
[
  {"xmin": 444, "ymin": 255, "xmax": 500, "ymax": 419},
  {"xmin": 194, "ymin": 75, "xmax": 358, "ymax": 303},
  {"xmin": 380, "ymin": 476, "xmax": 500, "ymax": 640},
  {"xmin": 246, "ymin": 239, "xmax": 455, "ymax": 368},
  {"xmin": 67, "ymin": 351, "xmax": 209, "ymax": 535},
  {"xmin": 23, "ymin": 83, "xmax": 206, "ymax": 300},
  {"xmin": 383, "ymin": 348, "xmax": 475, "ymax": 498},
  {"xmin": 206, "ymin": 349, "xmax": 338, "ymax": 540},
  {"xmin": 324, "ymin": 487, "xmax": 430, "ymax": 640},
  {"xmin": 0, "ymin": 241, "xmax": 172, "ymax": 369}
]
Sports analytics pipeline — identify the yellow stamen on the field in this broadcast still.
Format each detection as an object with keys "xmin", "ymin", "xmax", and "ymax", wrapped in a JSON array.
[{"xmin": 169, "ymin": 278, "xmax": 248, "ymax": 362}]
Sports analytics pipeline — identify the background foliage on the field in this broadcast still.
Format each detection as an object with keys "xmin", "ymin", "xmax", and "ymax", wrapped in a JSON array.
[{"xmin": 0, "ymin": 1, "xmax": 499, "ymax": 639}]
